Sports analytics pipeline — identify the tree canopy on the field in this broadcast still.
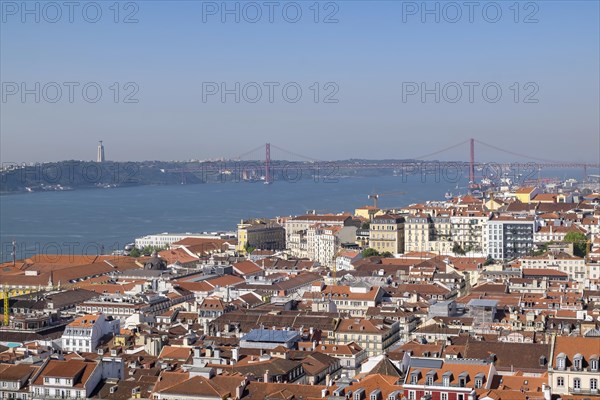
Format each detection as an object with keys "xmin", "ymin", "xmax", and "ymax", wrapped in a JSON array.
[
  {"xmin": 564, "ymin": 232, "xmax": 588, "ymax": 257},
  {"xmin": 362, "ymin": 248, "xmax": 393, "ymax": 258}
]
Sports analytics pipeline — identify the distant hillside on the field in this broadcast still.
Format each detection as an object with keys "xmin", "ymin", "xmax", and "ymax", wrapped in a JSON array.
[
  {"xmin": 0, "ymin": 161, "xmax": 202, "ymax": 193},
  {"xmin": 0, "ymin": 159, "xmax": 440, "ymax": 194}
]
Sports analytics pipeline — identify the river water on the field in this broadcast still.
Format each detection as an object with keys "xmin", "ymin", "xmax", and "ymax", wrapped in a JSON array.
[{"xmin": 0, "ymin": 168, "xmax": 583, "ymax": 261}]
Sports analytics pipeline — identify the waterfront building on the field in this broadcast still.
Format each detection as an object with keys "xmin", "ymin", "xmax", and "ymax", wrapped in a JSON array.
[
  {"xmin": 134, "ymin": 232, "xmax": 235, "ymax": 248},
  {"xmin": 236, "ymin": 219, "xmax": 285, "ymax": 252}
]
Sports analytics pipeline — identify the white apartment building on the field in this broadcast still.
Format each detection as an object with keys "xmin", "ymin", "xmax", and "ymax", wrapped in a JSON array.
[
  {"xmin": 450, "ymin": 211, "xmax": 488, "ymax": 253},
  {"xmin": 335, "ymin": 250, "xmax": 362, "ymax": 272},
  {"xmin": 285, "ymin": 215, "xmax": 358, "ymax": 245},
  {"xmin": 534, "ymin": 224, "xmax": 588, "ymax": 244},
  {"xmin": 288, "ymin": 231, "xmax": 308, "ymax": 258},
  {"xmin": 484, "ymin": 215, "xmax": 537, "ymax": 260},
  {"xmin": 430, "ymin": 215, "xmax": 453, "ymax": 254},
  {"xmin": 404, "ymin": 214, "xmax": 433, "ymax": 253},
  {"xmin": 30, "ymin": 359, "xmax": 102, "ymax": 400},
  {"xmin": 307, "ymin": 224, "xmax": 357, "ymax": 266},
  {"xmin": 520, "ymin": 251, "xmax": 587, "ymax": 282},
  {"xmin": 61, "ymin": 313, "xmax": 120, "ymax": 353}
]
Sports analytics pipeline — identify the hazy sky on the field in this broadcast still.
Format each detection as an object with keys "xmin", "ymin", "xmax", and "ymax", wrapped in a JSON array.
[{"xmin": 1, "ymin": 1, "xmax": 599, "ymax": 163}]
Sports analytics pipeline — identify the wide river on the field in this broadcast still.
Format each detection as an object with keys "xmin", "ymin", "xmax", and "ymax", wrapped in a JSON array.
[{"xmin": 0, "ymin": 169, "xmax": 582, "ymax": 261}]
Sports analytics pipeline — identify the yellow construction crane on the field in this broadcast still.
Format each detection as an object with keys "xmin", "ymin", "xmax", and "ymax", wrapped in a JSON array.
[
  {"xmin": 2, "ymin": 286, "xmax": 21, "ymax": 326},
  {"xmin": 368, "ymin": 191, "xmax": 406, "ymax": 208},
  {"xmin": 3, "ymin": 287, "xmax": 7, "ymax": 326},
  {"xmin": 2, "ymin": 282, "xmax": 76, "ymax": 326}
]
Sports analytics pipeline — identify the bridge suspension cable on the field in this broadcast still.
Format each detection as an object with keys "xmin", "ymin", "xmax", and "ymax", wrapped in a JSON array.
[
  {"xmin": 475, "ymin": 139, "xmax": 562, "ymax": 164},
  {"xmin": 234, "ymin": 144, "xmax": 267, "ymax": 160},
  {"xmin": 411, "ymin": 139, "xmax": 470, "ymax": 160},
  {"xmin": 269, "ymin": 144, "xmax": 322, "ymax": 162}
]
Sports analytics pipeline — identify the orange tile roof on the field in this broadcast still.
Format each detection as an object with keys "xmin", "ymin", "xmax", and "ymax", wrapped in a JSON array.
[
  {"xmin": 158, "ymin": 346, "xmax": 193, "ymax": 361},
  {"xmin": 206, "ymin": 275, "xmax": 245, "ymax": 288},
  {"xmin": 158, "ymin": 248, "xmax": 199, "ymax": 264},
  {"xmin": 405, "ymin": 359, "xmax": 492, "ymax": 387},
  {"xmin": 33, "ymin": 359, "xmax": 98, "ymax": 388},
  {"xmin": 313, "ymin": 341, "xmax": 364, "ymax": 356},
  {"xmin": 68, "ymin": 313, "xmax": 103, "ymax": 328},
  {"xmin": 175, "ymin": 280, "xmax": 215, "ymax": 293},
  {"xmin": 233, "ymin": 260, "xmax": 263, "ymax": 275},
  {"xmin": 515, "ymin": 187, "xmax": 537, "ymax": 194},
  {"xmin": 337, "ymin": 318, "xmax": 390, "ymax": 334},
  {"xmin": 552, "ymin": 336, "xmax": 600, "ymax": 366}
]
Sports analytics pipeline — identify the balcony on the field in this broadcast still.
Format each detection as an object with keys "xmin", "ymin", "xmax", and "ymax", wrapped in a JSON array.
[{"xmin": 569, "ymin": 388, "xmax": 599, "ymax": 395}]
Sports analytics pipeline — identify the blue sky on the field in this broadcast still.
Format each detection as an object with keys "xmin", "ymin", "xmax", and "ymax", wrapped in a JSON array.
[{"xmin": 1, "ymin": 1, "xmax": 599, "ymax": 163}]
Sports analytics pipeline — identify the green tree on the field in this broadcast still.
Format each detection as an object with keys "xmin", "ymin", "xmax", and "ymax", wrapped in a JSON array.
[
  {"xmin": 140, "ymin": 244, "xmax": 167, "ymax": 256},
  {"xmin": 528, "ymin": 242, "xmax": 549, "ymax": 257},
  {"xmin": 483, "ymin": 255, "xmax": 495, "ymax": 266},
  {"xmin": 244, "ymin": 243, "xmax": 256, "ymax": 254},
  {"xmin": 452, "ymin": 242, "xmax": 466, "ymax": 256},
  {"xmin": 362, "ymin": 248, "xmax": 380, "ymax": 257},
  {"xmin": 361, "ymin": 248, "xmax": 393, "ymax": 258},
  {"xmin": 564, "ymin": 232, "xmax": 588, "ymax": 257},
  {"xmin": 129, "ymin": 247, "xmax": 141, "ymax": 257}
]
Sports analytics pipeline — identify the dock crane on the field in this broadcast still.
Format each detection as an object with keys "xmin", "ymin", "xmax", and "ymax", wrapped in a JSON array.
[{"xmin": 368, "ymin": 191, "xmax": 406, "ymax": 208}]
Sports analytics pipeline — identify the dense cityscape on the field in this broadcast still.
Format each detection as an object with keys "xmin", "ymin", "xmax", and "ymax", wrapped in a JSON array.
[
  {"xmin": 1, "ymin": 175, "xmax": 599, "ymax": 400},
  {"xmin": 2, "ymin": 1, "xmax": 599, "ymax": 400}
]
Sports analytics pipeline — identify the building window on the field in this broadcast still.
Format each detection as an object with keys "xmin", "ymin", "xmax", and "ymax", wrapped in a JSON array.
[
  {"xmin": 426, "ymin": 376, "xmax": 433, "ymax": 385},
  {"xmin": 573, "ymin": 354, "xmax": 583, "ymax": 371},
  {"xmin": 591, "ymin": 378, "xmax": 598, "ymax": 391},
  {"xmin": 441, "ymin": 393, "xmax": 448, "ymax": 400},
  {"xmin": 475, "ymin": 378, "xmax": 483, "ymax": 388},
  {"xmin": 556, "ymin": 355, "xmax": 566, "ymax": 370},
  {"xmin": 591, "ymin": 359, "xmax": 599, "ymax": 372},
  {"xmin": 408, "ymin": 391, "xmax": 415, "ymax": 400},
  {"xmin": 574, "ymin": 378, "xmax": 581, "ymax": 390}
]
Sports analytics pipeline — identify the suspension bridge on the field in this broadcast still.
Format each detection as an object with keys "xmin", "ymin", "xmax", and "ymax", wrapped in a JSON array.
[{"xmin": 168, "ymin": 138, "xmax": 599, "ymax": 185}]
